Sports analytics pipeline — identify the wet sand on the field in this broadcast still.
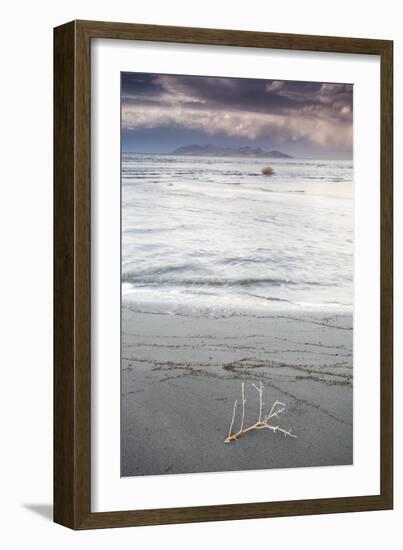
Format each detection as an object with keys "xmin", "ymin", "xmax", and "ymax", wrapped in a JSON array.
[{"xmin": 121, "ymin": 306, "xmax": 353, "ymax": 477}]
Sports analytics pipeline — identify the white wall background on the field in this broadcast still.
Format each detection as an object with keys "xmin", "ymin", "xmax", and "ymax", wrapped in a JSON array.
[{"xmin": 0, "ymin": 0, "xmax": 400, "ymax": 547}]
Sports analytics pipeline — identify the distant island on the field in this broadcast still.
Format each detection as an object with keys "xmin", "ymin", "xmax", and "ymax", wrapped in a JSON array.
[{"xmin": 170, "ymin": 144, "xmax": 293, "ymax": 159}]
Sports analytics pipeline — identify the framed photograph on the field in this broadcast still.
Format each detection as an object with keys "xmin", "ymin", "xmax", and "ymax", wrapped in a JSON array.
[{"xmin": 54, "ymin": 20, "xmax": 393, "ymax": 529}]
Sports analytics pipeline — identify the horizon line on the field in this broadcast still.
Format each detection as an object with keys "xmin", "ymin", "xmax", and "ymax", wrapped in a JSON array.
[{"xmin": 121, "ymin": 150, "xmax": 353, "ymax": 161}]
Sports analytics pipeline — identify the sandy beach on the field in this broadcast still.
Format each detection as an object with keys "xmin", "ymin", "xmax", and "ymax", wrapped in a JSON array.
[{"xmin": 121, "ymin": 306, "xmax": 353, "ymax": 477}]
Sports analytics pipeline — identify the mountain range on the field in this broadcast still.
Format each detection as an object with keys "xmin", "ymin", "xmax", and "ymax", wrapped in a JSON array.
[{"xmin": 170, "ymin": 144, "xmax": 293, "ymax": 158}]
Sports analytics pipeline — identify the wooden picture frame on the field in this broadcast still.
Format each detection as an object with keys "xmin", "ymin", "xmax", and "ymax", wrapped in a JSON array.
[{"xmin": 54, "ymin": 19, "xmax": 393, "ymax": 529}]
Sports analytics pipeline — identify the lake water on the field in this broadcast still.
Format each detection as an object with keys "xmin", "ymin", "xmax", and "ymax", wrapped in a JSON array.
[{"xmin": 121, "ymin": 153, "xmax": 353, "ymax": 317}]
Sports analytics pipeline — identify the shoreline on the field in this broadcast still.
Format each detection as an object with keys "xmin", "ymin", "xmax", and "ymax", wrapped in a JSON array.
[
  {"xmin": 121, "ymin": 293, "xmax": 353, "ymax": 318},
  {"xmin": 121, "ymin": 306, "xmax": 353, "ymax": 477}
]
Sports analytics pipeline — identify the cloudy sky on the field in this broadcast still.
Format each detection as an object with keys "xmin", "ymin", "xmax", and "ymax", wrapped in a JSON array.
[{"xmin": 121, "ymin": 72, "xmax": 353, "ymax": 159}]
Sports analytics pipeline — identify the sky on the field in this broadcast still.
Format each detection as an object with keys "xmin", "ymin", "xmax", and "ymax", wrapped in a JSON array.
[{"xmin": 121, "ymin": 72, "xmax": 353, "ymax": 159}]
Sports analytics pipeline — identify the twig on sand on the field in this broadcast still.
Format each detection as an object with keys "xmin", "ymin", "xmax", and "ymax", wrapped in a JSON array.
[{"xmin": 224, "ymin": 382, "xmax": 297, "ymax": 443}]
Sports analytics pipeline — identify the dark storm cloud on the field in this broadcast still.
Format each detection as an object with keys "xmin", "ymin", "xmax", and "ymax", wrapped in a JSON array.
[
  {"xmin": 121, "ymin": 73, "xmax": 163, "ymax": 97},
  {"xmin": 121, "ymin": 72, "xmax": 353, "ymax": 153}
]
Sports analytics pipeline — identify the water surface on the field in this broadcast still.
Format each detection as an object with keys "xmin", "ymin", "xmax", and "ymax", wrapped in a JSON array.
[{"xmin": 122, "ymin": 153, "xmax": 353, "ymax": 316}]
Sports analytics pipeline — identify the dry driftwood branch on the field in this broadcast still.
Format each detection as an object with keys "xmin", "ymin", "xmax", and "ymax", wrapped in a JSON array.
[{"xmin": 224, "ymin": 383, "xmax": 297, "ymax": 443}]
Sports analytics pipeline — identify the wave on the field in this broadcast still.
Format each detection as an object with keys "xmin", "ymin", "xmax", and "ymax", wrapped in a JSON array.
[{"xmin": 122, "ymin": 272, "xmax": 324, "ymax": 289}]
